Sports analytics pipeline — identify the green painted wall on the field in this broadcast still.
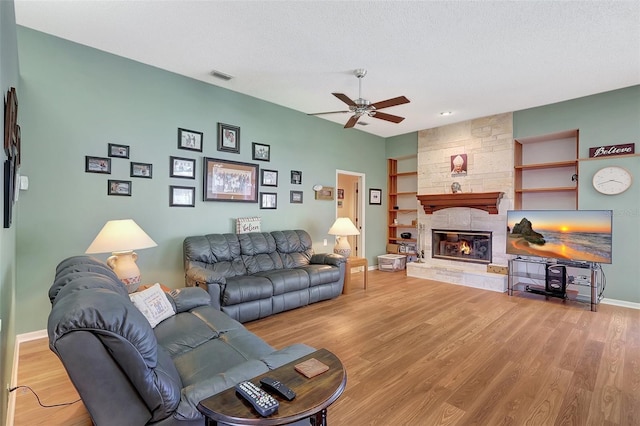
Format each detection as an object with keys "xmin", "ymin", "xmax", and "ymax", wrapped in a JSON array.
[
  {"xmin": 1, "ymin": 0, "xmax": 19, "ymax": 417},
  {"xmin": 514, "ymin": 86, "xmax": 640, "ymax": 303},
  {"xmin": 15, "ymin": 27, "xmax": 388, "ymax": 334},
  {"xmin": 386, "ymin": 131, "xmax": 417, "ymax": 159}
]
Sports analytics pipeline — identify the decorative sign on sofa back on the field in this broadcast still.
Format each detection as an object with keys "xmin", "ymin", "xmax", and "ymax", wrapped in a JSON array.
[
  {"xmin": 589, "ymin": 143, "xmax": 634, "ymax": 158},
  {"xmin": 236, "ymin": 217, "xmax": 261, "ymax": 233}
]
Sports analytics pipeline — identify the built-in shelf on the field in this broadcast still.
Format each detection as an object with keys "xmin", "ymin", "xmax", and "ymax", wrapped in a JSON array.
[
  {"xmin": 514, "ymin": 129, "xmax": 579, "ymax": 209},
  {"xmin": 388, "ymin": 158, "xmax": 418, "ymax": 255},
  {"xmin": 515, "ymin": 187, "xmax": 576, "ymax": 193},
  {"xmin": 416, "ymin": 192, "xmax": 504, "ymax": 214}
]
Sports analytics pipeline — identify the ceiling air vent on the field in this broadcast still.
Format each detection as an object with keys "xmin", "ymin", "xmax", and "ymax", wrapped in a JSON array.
[{"xmin": 210, "ymin": 70, "xmax": 233, "ymax": 81}]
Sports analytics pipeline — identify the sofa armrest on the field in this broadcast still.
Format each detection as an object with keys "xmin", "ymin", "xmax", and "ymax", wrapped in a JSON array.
[
  {"xmin": 310, "ymin": 252, "xmax": 346, "ymax": 267},
  {"xmin": 185, "ymin": 265, "xmax": 225, "ymax": 310}
]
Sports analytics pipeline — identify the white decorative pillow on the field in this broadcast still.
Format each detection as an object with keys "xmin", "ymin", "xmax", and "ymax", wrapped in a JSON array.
[{"xmin": 129, "ymin": 283, "xmax": 176, "ymax": 328}]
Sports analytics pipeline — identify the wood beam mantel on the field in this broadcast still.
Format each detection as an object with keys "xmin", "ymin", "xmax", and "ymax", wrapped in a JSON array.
[{"xmin": 417, "ymin": 192, "xmax": 504, "ymax": 214}]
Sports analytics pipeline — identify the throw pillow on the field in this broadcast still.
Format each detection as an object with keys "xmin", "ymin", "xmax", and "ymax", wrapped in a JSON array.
[{"xmin": 129, "ymin": 283, "xmax": 176, "ymax": 328}]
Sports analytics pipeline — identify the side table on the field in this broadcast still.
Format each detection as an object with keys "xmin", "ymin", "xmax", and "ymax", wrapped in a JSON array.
[
  {"xmin": 342, "ymin": 257, "xmax": 368, "ymax": 294},
  {"xmin": 197, "ymin": 348, "xmax": 346, "ymax": 426}
]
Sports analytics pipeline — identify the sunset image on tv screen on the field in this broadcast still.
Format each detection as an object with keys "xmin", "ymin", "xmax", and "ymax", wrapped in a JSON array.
[{"xmin": 506, "ymin": 210, "xmax": 613, "ymax": 263}]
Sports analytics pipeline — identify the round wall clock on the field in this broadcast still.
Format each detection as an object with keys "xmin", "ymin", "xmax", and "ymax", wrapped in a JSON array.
[{"xmin": 592, "ymin": 166, "xmax": 633, "ymax": 195}]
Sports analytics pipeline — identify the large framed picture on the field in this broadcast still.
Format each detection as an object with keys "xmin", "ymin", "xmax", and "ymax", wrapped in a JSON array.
[
  {"xmin": 203, "ymin": 157, "xmax": 258, "ymax": 202},
  {"xmin": 170, "ymin": 156, "xmax": 196, "ymax": 179},
  {"xmin": 261, "ymin": 169, "xmax": 278, "ymax": 187},
  {"xmin": 130, "ymin": 162, "xmax": 152, "ymax": 178},
  {"xmin": 369, "ymin": 188, "xmax": 382, "ymax": 205},
  {"xmin": 178, "ymin": 128, "xmax": 203, "ymax": 152},
  {"xmin": 108, "ymin": 143, "xmax": 130, "ymax": 159},
  {"xmin": 169, "ymin": 185, "xmax": 195, "ymax": 207},
  {"xmin": 217, "ymin": 123, "xmax": 240, "ymax": 154},
  {"xmin": 85, "ymin": 156, "xmax": 111, "ymax": 174},
  {"xmin": 108, "ymin": 180, "xmax": 131, "ymax": 196},
  {"xmin": 260, "ymin": 192, "xmax": 277, "ymax": 209},
  {"xmin": 252, "ymin": 142, "xmax": 270, "ymax": 162}
]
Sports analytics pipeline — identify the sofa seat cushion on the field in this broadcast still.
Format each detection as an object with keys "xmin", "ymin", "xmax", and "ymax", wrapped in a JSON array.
[
  {"xmin": 154, "ymin": 312, "xmax": 219, "ymax": 358},
  {"xmin": 170, "ymin": 336, "xmax": 267, "ymax": 388},
  {"xmin": 255, "ymin": 268, "xmax": 310, "ymax": 295},
  {"xmin": 223, "ymin": 275, "xmax": 273, "ymax": 305},
  {"xmin": 298, "ymin": 264, "xmax": 343, "ymax": 287}
]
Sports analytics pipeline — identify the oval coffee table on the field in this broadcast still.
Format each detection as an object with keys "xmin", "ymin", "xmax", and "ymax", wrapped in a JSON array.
[{"xmin": 198, "ymin": 348, "xmax": 347, "ymax": 426}]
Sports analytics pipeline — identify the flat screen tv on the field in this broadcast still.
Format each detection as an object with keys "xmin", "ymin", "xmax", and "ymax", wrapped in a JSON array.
[{"xmin": 506, "ymin": 210, "xmax": 613, "ymax": 264}]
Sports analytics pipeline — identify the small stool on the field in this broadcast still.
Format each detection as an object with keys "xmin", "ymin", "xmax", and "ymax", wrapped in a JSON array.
[{"xmin": 343, "ymin": 257, "xmax": 368, "ymax": 294}]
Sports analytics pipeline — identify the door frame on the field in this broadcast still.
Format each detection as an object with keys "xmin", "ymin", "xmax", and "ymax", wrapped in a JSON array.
[{"xmin": 336, "ymin": 169, "xmax": 365, "ymax": 259}]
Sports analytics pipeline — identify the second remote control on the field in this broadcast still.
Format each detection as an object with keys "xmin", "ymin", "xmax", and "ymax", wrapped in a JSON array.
[
  {"xmin": 235, "ymin": 381, "xmax": 279, "ymax": 416},
  {"xmin": 260, "ymin": 377, "xmax": 296, "ymax": 401}
]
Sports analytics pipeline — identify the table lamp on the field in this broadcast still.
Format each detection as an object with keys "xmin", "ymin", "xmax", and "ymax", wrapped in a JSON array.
[
  {"xmin": 328, "ymin": 217, "xmax": 360, "ymax": 258},
  {"xmin": 85, "ymin": 219, "xmax": 157, "ymax": 292}
]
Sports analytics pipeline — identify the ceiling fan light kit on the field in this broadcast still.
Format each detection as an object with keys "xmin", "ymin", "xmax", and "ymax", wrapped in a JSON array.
[{"xmin": 309, "ymin": 69, "xmax": 410, "ymax": 128}]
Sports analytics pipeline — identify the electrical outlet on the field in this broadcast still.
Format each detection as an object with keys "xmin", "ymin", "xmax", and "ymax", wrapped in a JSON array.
[{"xmin": 323, "ymin": 239, "xmax": 327, "ymax": 246}]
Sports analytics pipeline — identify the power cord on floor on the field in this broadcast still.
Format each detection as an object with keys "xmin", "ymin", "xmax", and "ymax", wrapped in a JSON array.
[{"xmin": 9, "ymin": 385, "xmax": 81, "ymax": 408}]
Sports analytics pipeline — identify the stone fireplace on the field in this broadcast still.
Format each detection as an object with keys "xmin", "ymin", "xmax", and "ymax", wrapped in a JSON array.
[
  {"xmin": 432, "ymin": 229, "xmax": 492, "ymax": 264},
  {"xmin": 406, "ymin": 112, "xmax": 514, "ymax": 293}
]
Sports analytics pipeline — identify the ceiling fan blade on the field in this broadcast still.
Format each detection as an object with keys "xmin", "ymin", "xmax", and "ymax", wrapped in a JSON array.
[
  {"xmin": 371, "ymin": 96, "xmax": 410, "ymax": 110},
  {"xmin": 372, "ymin": 111, "xmax": 405, "ymax": 124},
  {"xmin": 344, "ymin": 115, "xmax": 361, "ymax": 128},
  {"xmin": 332, "ymin": 93, "xmax": 357, "ymax": 107},
  {"xmin": 307, "ymin": 110, "xmax": 350, "ymax": 116}
]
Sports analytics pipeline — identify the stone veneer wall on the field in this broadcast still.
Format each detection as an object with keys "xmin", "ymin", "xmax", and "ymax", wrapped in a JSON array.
[{"xmin": 409, "ymin": 112, "xmax": 514, "ymax": 291}]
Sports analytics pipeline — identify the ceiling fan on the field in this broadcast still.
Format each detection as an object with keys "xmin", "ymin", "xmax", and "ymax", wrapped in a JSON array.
[{"xmin": 308, "ymin": 69, "xmax": 410, "ymax": 128}]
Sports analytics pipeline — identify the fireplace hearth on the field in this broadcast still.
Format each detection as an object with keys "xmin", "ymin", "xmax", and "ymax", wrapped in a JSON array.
[{"xmin": 432, "ymin": 229, "xmax": 492, "ymax": 264}]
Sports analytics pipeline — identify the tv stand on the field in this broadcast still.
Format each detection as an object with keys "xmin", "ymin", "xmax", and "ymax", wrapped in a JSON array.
[{"xmin": 507, "ymin": 257, "xmax": 601, "ymax": 312}]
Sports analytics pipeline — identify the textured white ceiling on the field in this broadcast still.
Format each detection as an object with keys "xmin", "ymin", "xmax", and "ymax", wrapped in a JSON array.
[{"xmin": 14, "ymin": 0, "xmax": 640, "ymax": 138}]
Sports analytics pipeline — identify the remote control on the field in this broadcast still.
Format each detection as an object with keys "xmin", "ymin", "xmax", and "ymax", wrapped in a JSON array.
[
  {"xmin": 260, "ymin": 377, "xmax": 296, "ymax": 401},
  {"xmin": 235, "ymin": 381, "xmax": 279, "ymax": 417}
]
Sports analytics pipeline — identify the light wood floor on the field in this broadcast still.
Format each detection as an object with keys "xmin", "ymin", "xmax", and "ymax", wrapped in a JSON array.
[{"xmin": 13, "ymin": 270, "xmax": 640, "ymax": 425}]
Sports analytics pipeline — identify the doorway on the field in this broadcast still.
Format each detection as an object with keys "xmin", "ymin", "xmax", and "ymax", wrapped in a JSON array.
[{"xmin": 336, "ymin": 170, "xmax": 365, "ymax": 258}]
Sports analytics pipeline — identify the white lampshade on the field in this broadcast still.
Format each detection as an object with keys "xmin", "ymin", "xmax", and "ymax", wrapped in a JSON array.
[
  {"xmin": 328, "ymin": 217, "xmax": 360, "ymax": 258},
  {"xmin": 86, "ymin": 219, "xmax": 157, "ymax": 292}
]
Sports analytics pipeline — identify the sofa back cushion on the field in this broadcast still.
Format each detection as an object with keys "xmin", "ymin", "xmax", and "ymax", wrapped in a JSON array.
[
  {"xmin": 239, "ymin": 232, "xmax": 284, "ymax": 274},
  {"xmin": 184, "ymin": 234, "xmax": 247, "ymax": 277},
  {"xmin": 272, "ymin": 230, "xmax": 314, "ymax": 268}
]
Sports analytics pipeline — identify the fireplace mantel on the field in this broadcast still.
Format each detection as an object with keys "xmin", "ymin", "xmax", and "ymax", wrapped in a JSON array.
[{"xmin": 417, "ymin": 192, "xmax": 503, "ymax": 214}]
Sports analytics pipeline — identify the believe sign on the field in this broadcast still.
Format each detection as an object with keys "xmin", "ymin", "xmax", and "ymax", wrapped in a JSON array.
[{"xmin": 589, "ymin": 143, "xmax": 635, "ymax": 158}]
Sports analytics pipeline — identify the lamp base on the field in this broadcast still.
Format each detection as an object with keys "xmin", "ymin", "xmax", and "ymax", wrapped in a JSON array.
[
  {"xmin": 333, "ymin": 237, "xmax": 352, "ymax": 258},
  {"xmin": 107, "ymin": 251, "xmax": 142, "ymax": 293}
]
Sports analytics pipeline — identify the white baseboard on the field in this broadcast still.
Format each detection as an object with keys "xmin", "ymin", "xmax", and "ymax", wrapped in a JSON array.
[
  {"xmin": 601, "ymin": 298, "xmax": 640, "ymax": 310},
  {"xmin": 6, "ymin": 329, "xmax": 48, "ymax": 426}
]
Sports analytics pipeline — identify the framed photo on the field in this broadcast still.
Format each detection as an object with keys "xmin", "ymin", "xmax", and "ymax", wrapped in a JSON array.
[
  {"xmin": 217, "ymin": 122, "xmax": 240, "ymax": 153},
  {"xmin": 315, "ymin": 186, "xmax": 334, "ymax": 200},
  {"xmin": 260, "ymin": 192, "xmax": 277, "ymax": 209},
  {"xmin": 261, "ymin": 169, "xmax": 278, "ymax": 187},
  {"xmin": 169, "ymin": 185, "xmax": 195, "ymax": 207},
  {"xmin": 252, "ymin": 142, "xmax": 270, "ymax": 162},
  {"xmin": 85, "ymin": 156, "xmax": 111, "ymax": 174},
  {"xmin": 108, "ymin": 143, "xmax": 129, "ymax": 159},
  {"xmin": 108, "ymin": 180, "xmax": 131, "ymax": 196},
  {"xmin": 291, "ymin": 170, "xmax": 302, "ymax": 185},
  {"xmin": 203, "ymin": 157, "xmax": 259, "ymax": 202},
  {"xmin": 130, "ymin": 162, "xmax": 152, "ymax": 178},
  {"xmin": 4, "ymin": 87, "xmax": 17, "ymax": 156},
  {"xmin": 178, "ymin": 128, "xmax": 203, "ymax": 152},
  {"xmin": 170, "ymin": 156, "xmax": 196, "ymax": 179},
  {"xmin": 290, "ymin": 190, "xmax": 303, "ymax": 204},
  {"xmin": 369, "ymin": 188, "xmax": 382, "ymax": 205},
  {"xmin": 337, "ymin": 188, "xmax": 344, "ymax": 199}
]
